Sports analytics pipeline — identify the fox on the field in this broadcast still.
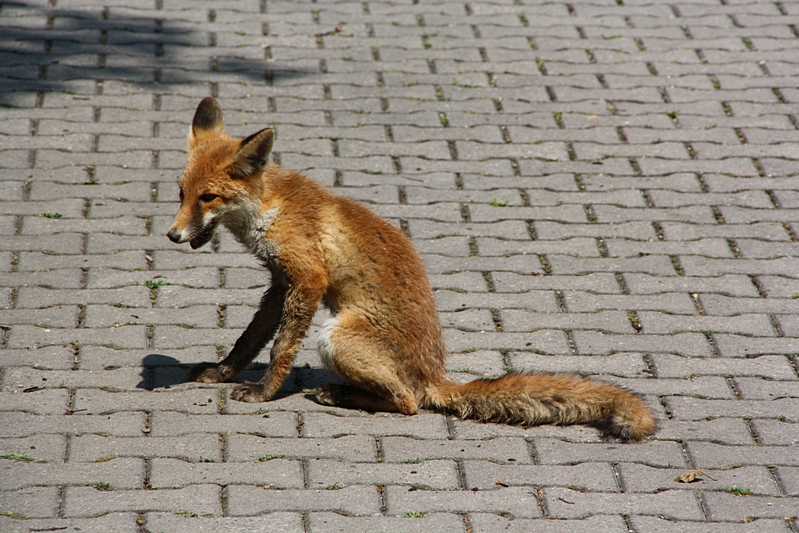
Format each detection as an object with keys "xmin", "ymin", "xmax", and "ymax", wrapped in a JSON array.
[{"xmin": 167, "ymin": 97, "xmax": 657, "ymax": 440}]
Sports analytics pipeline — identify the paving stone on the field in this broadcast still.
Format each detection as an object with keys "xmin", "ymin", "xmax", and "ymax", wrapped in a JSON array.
[
  {"xmin": 0, "ymin": 389, "xmax": 70, "ymax": 415},
  {"xmin": 149, "ymin": 411, "xmax": 297, "ymax": 438},
  {"xmin": 385, "ymin": 485, "xmax": 542, "ymax": 518},
  {"xmin": 150, "ymin": 457, "xmax": 304, "ymax": 489},
  {"xmin": 572, "ymin": 331, "xmax": 713, "ymax": 357},
  {"xmin": 776, "ymin": 466, "xmax": 799, "ymax": 496},
  {"xmin": 0, "ymin": 434, "xmax": 67, "ymax": 463},
  {"xmin": 703, "ymin": 492, "xmax": 799, "ymax": 521},
  {"xmin": 143, "ymin": 512, "xmax": 304, "ymax": 533},
  {"xmin": 0, "ymin": 513, "xmax": 141, "ymax": 533},
  {"xmin": 734, "ymin": 377, "xmax": 799, "ymax": 401},
  {"xmin": 72, "ymin": 388, "xmax": 222, "ymax": 415},
  {"xmin": 470, "ymin": 514, "xmax": 628, "ymax": 533},
  {"xmin": 650, "ymin": 354, "xmax": 797, "ymax": 380},
  {"xmin": 618, "ymin": 463, "xmax": 780, "ymax": 494},
  {"xmin": 62, "ymin": 484, "xmax": 222, "ymax": 518},
  {"xmin": 0, "ymin": 456, "xmax": 144, "ymax": 490},
  {"xmin": 69, "ymin": 434, "xmax": 222, "ymax": 463},
  {"xmin": 465, "ymin": 460, "xmax": 618, "ymax": 491},
  {"xmin": 687, "ymin": 442, "xmax": 799, "ymax": 468},
  {"xmin": 511, "ymin": 352, "xmax": 650, "ymax": 377},
  {"xmin": 309, "ymin": 512, "xmax": 467, "ymax": 533},
  {"xmin": 543, "ymin": 487, "xmax": 704, "ymax": 520},
  {"xmin": 0, "ymin": 412, "xmax": 146, "ymax": 438},
  {"xmin": 382, "ymin": 436, "xmax": 532, "ymax": 464},
  {"xmin": 653, "ymin": 418, "xmax": 756, "ymax": 445},
  {"xmin": 665, "ymin": 397, "xmax": 799, "ymax": 422},
  {"xmin": 307, "ymin": 458, "xmax": 460, "ymax": 490},
  {"xmin": 226, "ymin": 485, "xmax": 380, "ymax": 516},
  {"xmin": 629, "ymin": 516, "xmax": 791, "ymax": 533},
  {"xmin": 0, "ymin": 487, "xmax": 60, "ymax": 519},
  {"xmin": 534, "ymin": 438, "xmax": 687, "ymax": 468},
  {"xmin": 749, "ymin": 419, "xmax": 799, "ymax": 445},
  {"xmin": 226, "ymin": 434, "xmax": 377, "ymax": 463},
  {"xmin": 302, "ymin": 412, "xmax": 449, "ymax": 439}
]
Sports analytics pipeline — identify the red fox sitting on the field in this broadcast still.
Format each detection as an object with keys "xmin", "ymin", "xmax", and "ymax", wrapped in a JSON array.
[{"xmin": 167, "ymin": 97, "xmax": 657, "ymax": 440}]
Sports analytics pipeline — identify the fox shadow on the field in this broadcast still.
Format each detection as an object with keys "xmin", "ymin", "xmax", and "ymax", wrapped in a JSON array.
[{"xmin": 137, "ymin": 353, "xmax": 340, "ymax": 400}]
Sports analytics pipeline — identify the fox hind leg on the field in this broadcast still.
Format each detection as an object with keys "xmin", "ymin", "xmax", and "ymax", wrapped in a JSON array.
[{"xmin": 315, "ymin": 314, "xmax": 417, "ymax": 415}]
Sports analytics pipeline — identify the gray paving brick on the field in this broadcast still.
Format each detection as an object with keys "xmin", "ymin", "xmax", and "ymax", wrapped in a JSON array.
[
  {"xmin": 62, "ymin": 484, "xmax": 222, "ymax": 518},
  {"xmin": 0, "ymin": 434, "xmax": 67, "ymax": 463},
  {"xmin": 465, "ymin": 461, "xmax": 617, "ymax": 491},
  {"xmin": 732, "ymin": 378, "xmax": 799, "ymax": 400},
  {"xmin": 226, "ymin": 434, "xmax": 376, "ymax": 463},
  {"xmin": 308, "ymin": 458, "xmax": 460, "ymax": 490},
  {"xmin": 302, "ymin": 412, "xmax": 448, "ymax": 439},
  {"xmin": 715, "ymin": 335, "xmax": 799, "ymax": 358},
  {"xmin": 0, "ymin": 456, "xmax": 144, "ymax": 490},
  {"xmin": 687, "ymin": 442, "xmax": 799, "ymax": 468},
  {"xmin": 534, "ymin": 438, "xmax": 687, "ymax": 468},
  {"xmin": 470, "ymin": 514, "xmax": 628, "ymax": 533},
  {"xmin": 0, "ymin": 389, "xmax": 69, "ymax": 415},
  {"xmin": 573, "ymin": 331, "xmax": 713, "ymax": 357},
  {"xmin": 629, "ymin": 516, "xmax": 791, "ymax": 533},
  {"xmin": 0, "ymin": 513, "xmax": 141, "ymax": 533},
  {"xmin": 618, "ymin": 463, "xmax": 779, "ymax": 494},
  {"xmin": 149, "ymin": 411, "xmax": 297, "ymax": 438},
  {"xmin": 704, "ymin": 492, "xmax": 799, "ymax": 521},
  {"xmin": 777, "ymin": 466, "xmax": 799, "ymax": 496},
  {"xmin": 143, "ymin": 512, "xmax": 305, "ymax": 533},
  {"xmin": 150, "ymin": 457, "xmax": 304, "ymax": 489},
  {"xmin": 0, "ymin": 347, "xmax": 74, "ymax": 370},
  {"xmin": 651, "ymin": 354, "xmax": 797, "ymax": 380},
  {"xmin": 749, "ymin": 420, "xmax": 799, "ymax": 445},
  {"xmin": 0, "ymin": 487, "xmax": 60, "ymax": 519},
  {"xmin": 543, "ymin": 487, "xmax": 704, "ymax": 520},
  {"xmin": 2, "ymin": 367, "xmax": 144, "ymax": 393},
  {"xmin": 227, "ymin": 485, "xmax": 379, "ymax": 516},
  {"xmin": 386, "ymin": 485, "xmax": 542, "ymax": 518},
  {"xmin": 511, "ymin": 352, "xmax": 649, "ymax": 377},
  {"xmin": 309, "ymin": 512, "xmax": 467, "ymax": 533},
  {"xmin": 382, "ymin": 436, "xmax": 531, "ymax": 464},
  {"xmin": 73, "ymin": 389, "xmax": 221, "ymax": 415},
  {"xmin": 69, "ymin": 434, "xmax": 222, "ymax": 463},
  {"xmin": 1, "ymin": 412, "xmax": 146, "ymax": 438}
]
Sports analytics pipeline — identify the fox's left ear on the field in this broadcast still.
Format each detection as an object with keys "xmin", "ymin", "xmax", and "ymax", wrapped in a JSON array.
[
  {"xmin": 229, "ymin": 128, "xmax": 274, "ymax": 178},
  {"xmin": 189, "ymin": 97, "xmax": 225, "ymax": 147}
]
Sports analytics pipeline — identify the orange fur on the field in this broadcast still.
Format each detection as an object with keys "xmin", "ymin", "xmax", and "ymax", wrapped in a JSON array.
[{"xmin": 168, "ymin": 98, "xmax": 657, "ymax": 440}]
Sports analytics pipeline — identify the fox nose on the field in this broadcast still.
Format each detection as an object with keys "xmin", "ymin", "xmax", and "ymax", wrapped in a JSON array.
[{"xmin": 167, "ymin": 229, "xmax": 181, "ymax": 243}]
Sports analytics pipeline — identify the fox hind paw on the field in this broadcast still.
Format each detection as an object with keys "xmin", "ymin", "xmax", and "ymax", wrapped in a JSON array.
[
  {"xmin": 231, "ymin": 383, "xmax": 268, "ymax": 403},
  {"xmin": 315, "ymin": 385, "xmax": 341, "ymax": 406}
]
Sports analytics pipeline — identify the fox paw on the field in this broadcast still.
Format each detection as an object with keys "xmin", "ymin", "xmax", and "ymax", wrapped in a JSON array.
[
  {"xmin": 315, "ymin": 385, "xmax": 341, "ymax": 406},
  {"xmin": 188, "ymin": 363, "xmax": 229, "ymax": 383},
  {"xmin": 231, "ymin": 383, "xmax": 268, "ymax": 403}
]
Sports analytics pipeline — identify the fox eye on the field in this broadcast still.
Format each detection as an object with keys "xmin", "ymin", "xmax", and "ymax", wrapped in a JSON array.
[{"xmin": 199, "ymin": 194, "xmax": 218, "ymax": 203}]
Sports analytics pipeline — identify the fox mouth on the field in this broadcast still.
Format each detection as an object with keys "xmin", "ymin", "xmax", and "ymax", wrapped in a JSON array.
[{"xmin": 190, "ymin": 219, "xmax": 219, "ymax": 249}]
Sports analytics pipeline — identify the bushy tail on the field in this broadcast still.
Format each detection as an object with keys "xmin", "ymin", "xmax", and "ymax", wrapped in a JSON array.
[{"xmin": 428, "ymin": 373, "xmax": 656, "ymax": 440}]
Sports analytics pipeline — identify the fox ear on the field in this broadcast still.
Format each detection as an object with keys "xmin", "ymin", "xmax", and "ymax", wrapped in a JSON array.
[
  {"xmin": 229, "ymin": 128, "xmax": 274, "ymax": 178},
  {"xmin": 189, "ymin": 97, "xmax": 225, "ymax": 146}
]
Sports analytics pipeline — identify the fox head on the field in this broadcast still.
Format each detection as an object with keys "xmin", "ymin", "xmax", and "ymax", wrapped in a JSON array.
[{"xmin": 167, "ymin": 97, "xmax": 275, "ymax": 249}]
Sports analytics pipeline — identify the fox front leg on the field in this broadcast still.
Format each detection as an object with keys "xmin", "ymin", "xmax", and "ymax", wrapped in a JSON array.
[
  {"xmin": 188, "ymin": 284, "xmax": 287, "ymax": 384},
  {"xmin": 230, "ymin": 283, "xmax": 323, "ymax": 402}
]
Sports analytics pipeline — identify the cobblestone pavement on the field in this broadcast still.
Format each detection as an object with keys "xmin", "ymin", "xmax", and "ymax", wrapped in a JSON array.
[{"xmin": 1, "ymin": 0, "xmax": 798, "ymax": 531}]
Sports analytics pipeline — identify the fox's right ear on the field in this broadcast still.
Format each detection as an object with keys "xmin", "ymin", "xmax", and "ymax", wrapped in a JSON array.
[{"xmin": 189, "ymin": 97, "xmax": 225, "ymax": 147}]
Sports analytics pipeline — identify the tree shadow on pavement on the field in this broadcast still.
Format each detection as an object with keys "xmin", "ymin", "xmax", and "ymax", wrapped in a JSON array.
[{"xmin": 0, "ymin": 0, "xmax": 311, "ymax": 106}]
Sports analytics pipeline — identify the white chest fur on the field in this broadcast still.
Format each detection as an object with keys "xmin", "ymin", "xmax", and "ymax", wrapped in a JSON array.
[{"xmin": 225, "ymin": 203, "xmax": 281, "ymax": 261}]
